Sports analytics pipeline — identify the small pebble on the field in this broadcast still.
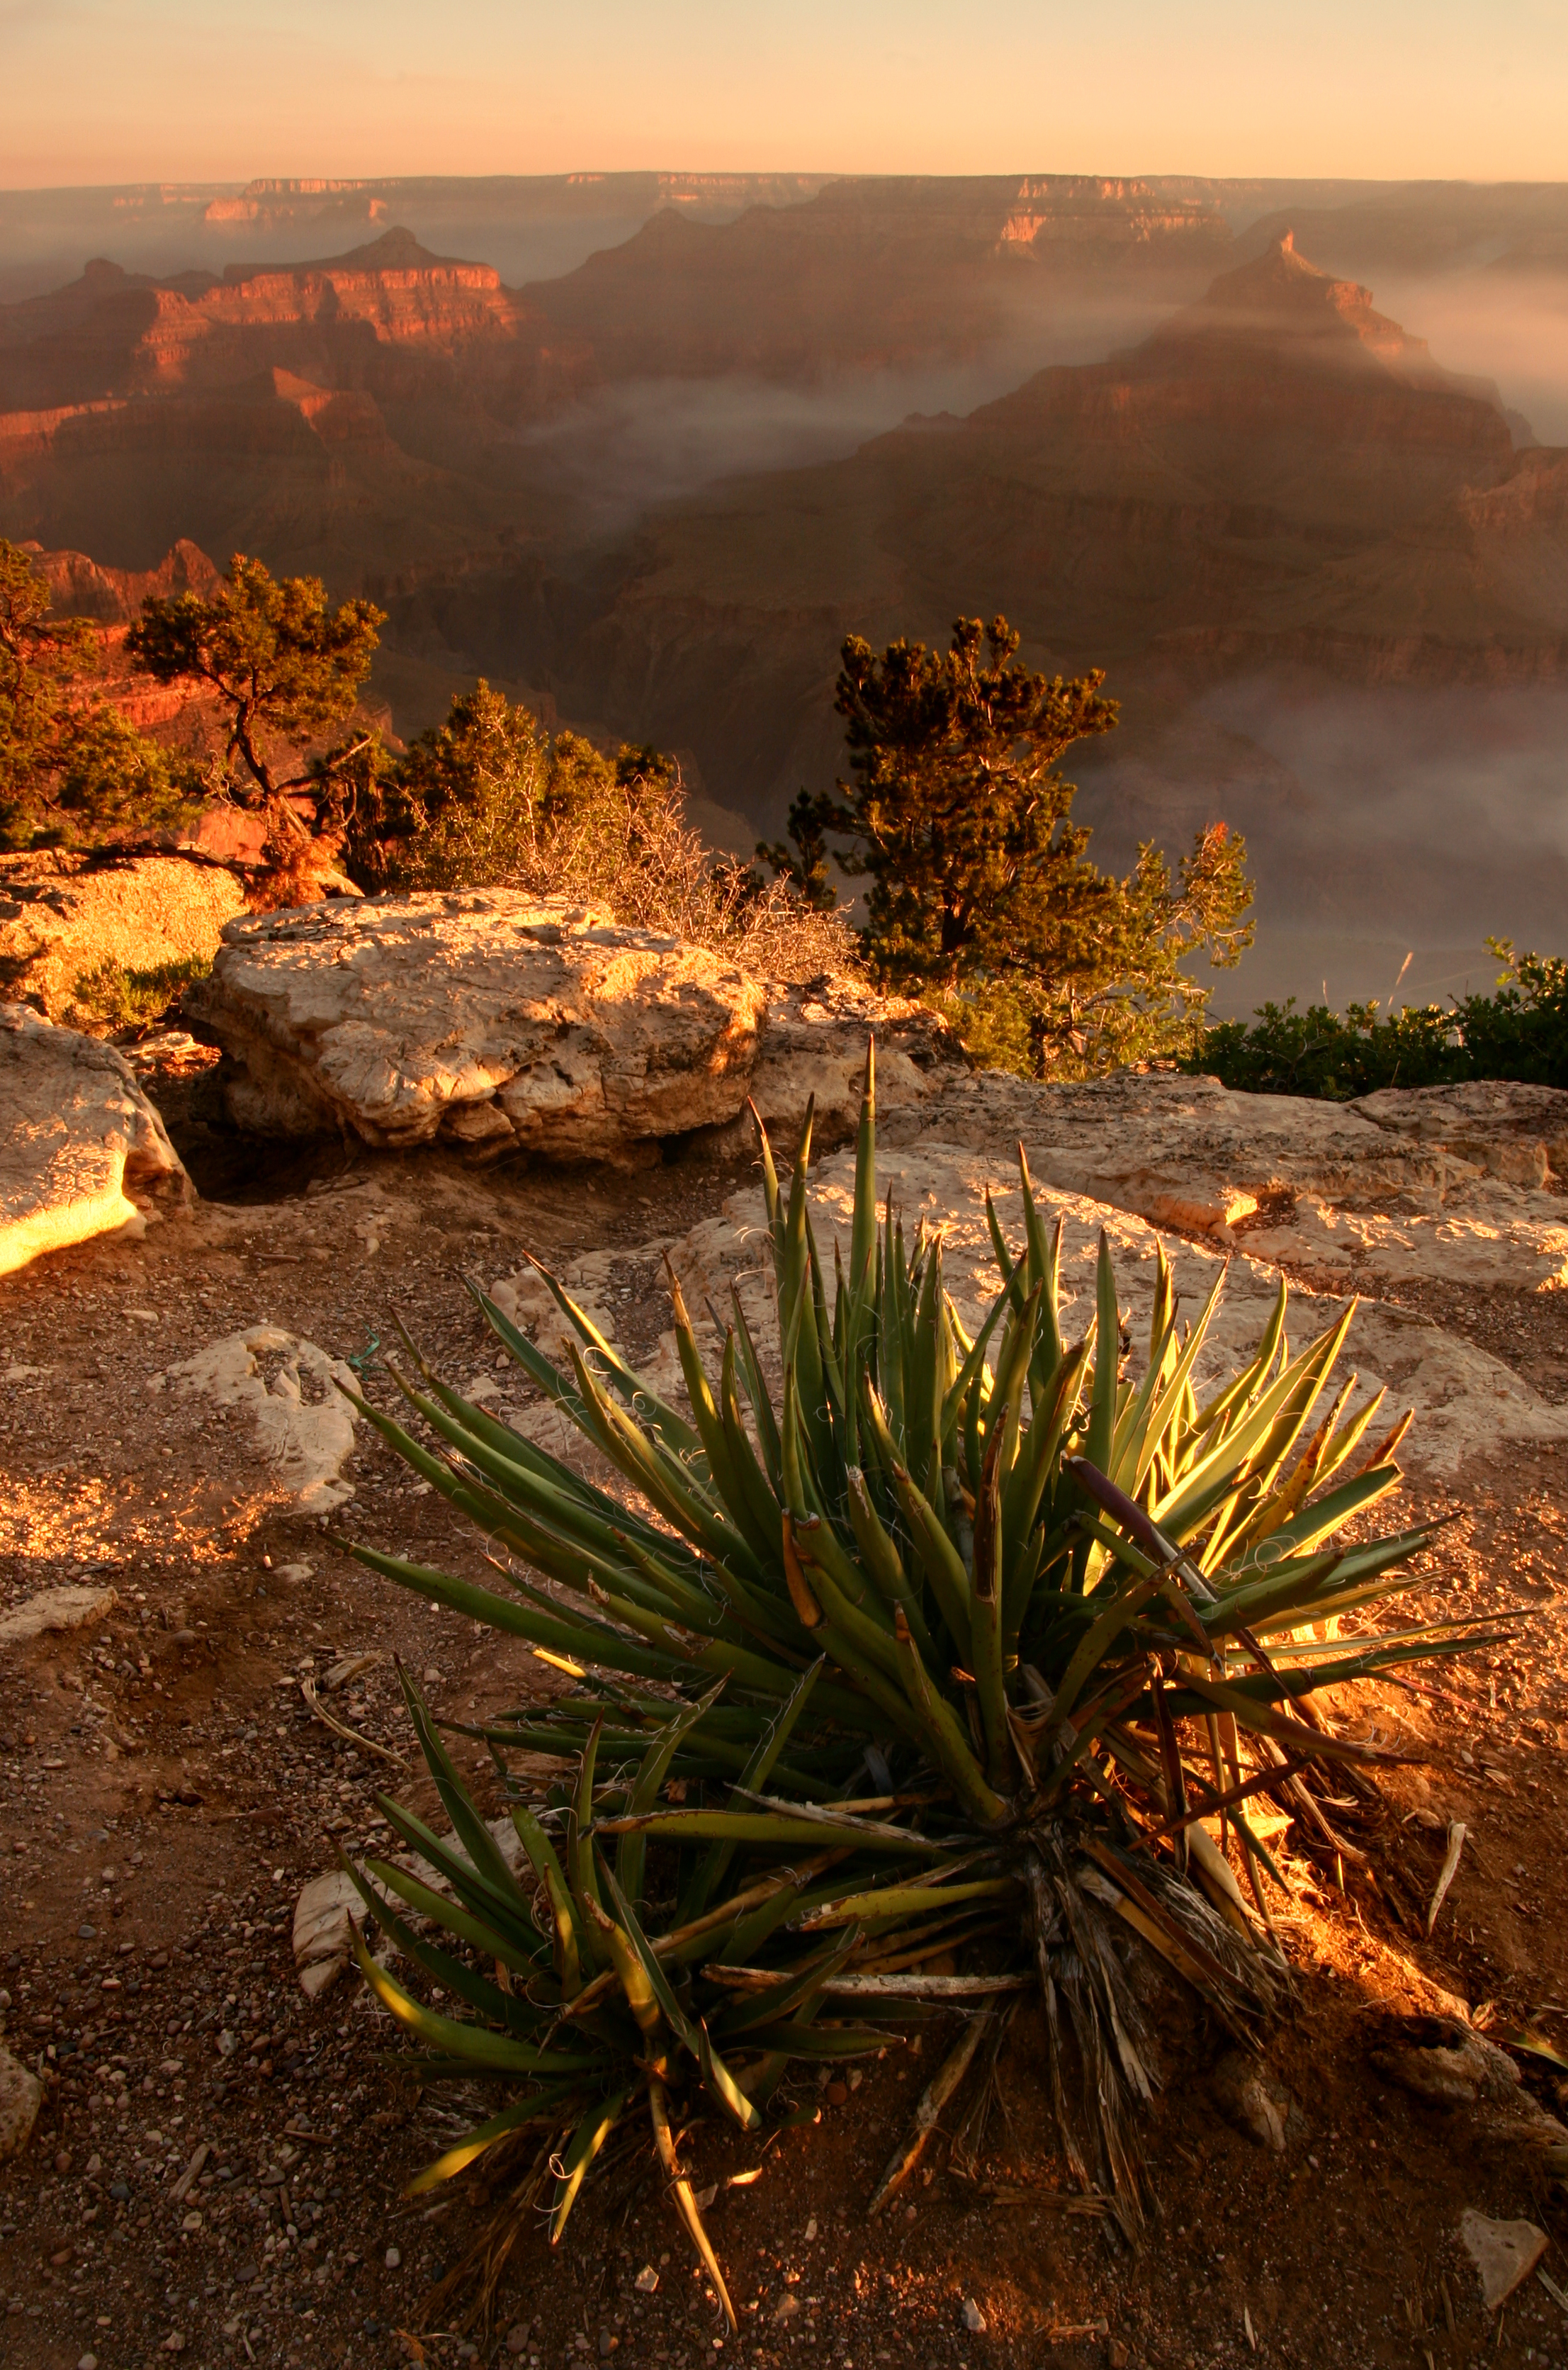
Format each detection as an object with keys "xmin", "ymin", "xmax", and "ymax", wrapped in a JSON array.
[
  {"xmin": 77, "ymin": 2355, "xmax": 98, "ymax": 2370},
  {"xmin": 634, "ymin": 2266, "xmax": 658, "ymax": 2294},
  {"xmin": 507, "ymin": 2330, "xmax": 529, "ymax": 2357},
  {"xmin": 384, "ymin": 2245, "xmax": 401, "ymax": 2270},
  {"xmin": 803, "ymin": 2216, "xmax": 817, "ymax": 2240},
  {"xmin": 962, "ymin": 2299, "xmax": 987, "ymax": 2334}
]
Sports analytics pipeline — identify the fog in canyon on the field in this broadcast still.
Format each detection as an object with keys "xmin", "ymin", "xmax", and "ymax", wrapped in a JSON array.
[{"xmin": 4, "ymin": 170, "xmax": 1568, "ymax": 1018}]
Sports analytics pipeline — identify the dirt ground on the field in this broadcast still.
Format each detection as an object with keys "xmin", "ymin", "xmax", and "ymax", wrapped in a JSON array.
[{"xmin": 2, "ymin": 1061, "xmax": 1566, "ymax": 2370}]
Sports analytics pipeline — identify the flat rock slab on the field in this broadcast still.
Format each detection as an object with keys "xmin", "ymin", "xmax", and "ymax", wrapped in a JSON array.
[
  {"xmin": 655, "ymin": 1134, "xmax": 1568, "ymax": 1475},
  {"xmin": 1459, "ymin": 2208, "xmax": 1549, "ymax": 2308},
  {"xmin": 884, "ymin": 1071, "xmax": 1568, "ymax": 1298},
  {"xmin": 1, "ymin": 1004, "xmax": 191, "ymax": 1277},
  {"xmin": 186, "ymin": 892, "xmax": 960, "ymax": 1162},
  {"xmin": 1353, "ymin": 1079, "xmax": 1568, "ymax": 1188},
  {"xmin": 159, "ymin": 1325, "xmax": 360, "ymax": 1513},
  {"xmin": 0, "ymin": 1583, "xmax": 118, "ymax": 1647}
]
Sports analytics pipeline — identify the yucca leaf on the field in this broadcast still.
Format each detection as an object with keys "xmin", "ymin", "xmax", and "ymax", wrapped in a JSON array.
[
  {"xmin": 678, "ymin": 1658, "xmax": 825, "ymax": 1921},
  {"xmin": 844, "ymin": 1466, "xmax": 936, "ymax": 1660},
  {"xmin": 510, "ymin": 1799, "xmax": 582, "ymax": 1996},
  {"xmin": 714, "ymin": 1923, "xmax": 867, "ymax": 2035},
  {"xmin": 357, "ymin": 1854, "xmax": 548, "ymax": 1982},
  {"xmin": 346, "ymin": 1540, "xmax": 680, "ymax": 1684},
  {"xmin": 738, "ymin": 2021, "xmax": 895, "ymax": 2057},
  {"xmin": 594, "ymin": 1807, "xmax": 944, "ymax": 1854},
  {"xmin": 650, "ymin": 2075, "xmax": 737, "ymax": 2328},
  {"xmin": 395, "ymin": 1666, "xmax": 524, "ymax": 1906},
  {"xmin": 617, "ymin": 1680, "xmax": 728, "ymax": 1910},
  {"xmin": 407, "ymin": 2092, "xmax": 575, "ymax": 2200},
  {"xmin": 889, "ymin": 1607, "xmax": 1008, "ymax": 1828},
  {"xmin": 968, "ymin": 1419, "xmax": 1012, "ymax": 1791},
  {"xmin": 507, "ymin": 1256, "xmax": 702, "ymax": 1461},
  {"xmin": 796, "ymin": 1876, "xmax": 1018, "ymax": 1931},
  {"xmin": 549, "ymin": 2087, "xmax": 636, "ymax": 2243},
  {"xmin": 371, "ymin": 1795, "xmax": 547, "ymax": 1960},
  {"xmin": 351, "ymin": 1928, "xmax": 597, "ymax": 2074},
  {"xmin": 596, "ymin": 1856, "xmax": 762, "ymax": 2133},
  {"xmin": 339, "ymin": 1854, "xmax": 546, "ymax": 2034}
]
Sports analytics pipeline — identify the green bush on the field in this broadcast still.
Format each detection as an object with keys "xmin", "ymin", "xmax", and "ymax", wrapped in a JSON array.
[
  {"xmin": 0, "ymin": 539, "xmax": 201, "ymax": 850},
  {"xmin": 1188, "ymin": 941, "xmax": 1568, "ymax": 1099},
  {"xmin": 762, "ymin": 617, "xmax": 1255, "ymax": 1076},
  {"xmin": 65, "ymin": 953, "xmax": 213, "ymax": 1038}
]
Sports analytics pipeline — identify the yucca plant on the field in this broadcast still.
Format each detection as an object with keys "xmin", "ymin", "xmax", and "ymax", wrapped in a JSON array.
[{"xmin": 339, "ymin": 1046, "xmax": 1504, "ymax": 2289}]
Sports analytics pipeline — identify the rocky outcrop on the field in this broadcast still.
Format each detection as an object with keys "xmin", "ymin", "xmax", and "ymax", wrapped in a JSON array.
[
  {"xmin": 644, "ymin": 1130, "xmax": 1568, "ymax": 1478},
  {"xmin": 0, "ymin": 1005, "xmax": 190, "ymax": 1276},
  {"xmin": 878, "ymin": 1069, "xmax": 1568, "ymax": 1299},
  {"xmin": 188, "ymin": 896, "xmax": 1568, "ymax": 1314},
  {"xmin": 1348, "ymin": 1079, "xmax": 1568, "ymax": 1188},
  {"xmin": 184, "ymin": 892, "xmax": 964, "ymax": 1162},
  {"xmin": 0, "ymin": 849, "xmax": 247, "ymax": 1022},
  {"xmin": 30, "ymin": 534, "xmax": 221, "ymax": 623}
]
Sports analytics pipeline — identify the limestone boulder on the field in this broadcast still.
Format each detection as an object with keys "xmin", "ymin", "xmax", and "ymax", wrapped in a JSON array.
[
  {"xmin": 0, "ymin": 2046, "xmax": 43, "ymax": 2162},
  {"xmin": 0, "ymin": 1583, "xmax": 118, "ymax": 1648},
  {"xmin": 884, "ymin": 1069, "xmax": 1465, "ymax": 1231},
  {"xmin": 0, "ymin": 1004, "xmax": 191, "ymax": 1277},
  {"xmin": 157, "ymin": 1325, "xmax": 361, "ymax": 1513},
  {"xmin": 0, "ymin": 848, "xmax": 245, "ymax": 1021},
  {"xmin": 186, "ymin": 892, "xmax": 962, "ymax": 1162}
]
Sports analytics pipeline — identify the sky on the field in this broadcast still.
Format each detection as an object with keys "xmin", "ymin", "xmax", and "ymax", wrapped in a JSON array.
[{"xmin": 6, "ymin": 0, "xmax": 1568, "ymax": 188}]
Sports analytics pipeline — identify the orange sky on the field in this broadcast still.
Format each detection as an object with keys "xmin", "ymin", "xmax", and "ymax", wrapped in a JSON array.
[{"xmin": 7, "ymin": 0, "xmax": 1567, "ymax": 187}]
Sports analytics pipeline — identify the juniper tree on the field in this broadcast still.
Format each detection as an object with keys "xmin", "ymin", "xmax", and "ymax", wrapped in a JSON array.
[
  {"xmin": 772, "ymin": 614, "xmax": 1253, "ymax": 1074},
  {"xmin": 128, "ymin": 554, "xmax": 384, "ymax": 830}
]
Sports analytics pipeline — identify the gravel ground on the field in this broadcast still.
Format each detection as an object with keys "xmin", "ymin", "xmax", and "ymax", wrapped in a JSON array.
[{"xmin": 1, "ymin": 1098, "xmax": 1565, "ymax": 2370}]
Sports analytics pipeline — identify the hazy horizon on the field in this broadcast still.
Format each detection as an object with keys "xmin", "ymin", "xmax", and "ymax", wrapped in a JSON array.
[{"xmin": 9, "ymin": 0, "xmax": 1568, "ymax": 188}]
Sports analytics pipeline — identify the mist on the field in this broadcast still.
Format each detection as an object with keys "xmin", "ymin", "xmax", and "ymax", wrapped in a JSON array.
[
  {"xmin": 1372, "ymin": 267, "xmax": 1568, "ymax": 444},
  {"xmin": 517, "ymin": 291, "xmax": 1188, "ymax": 539},
  {"xmin": 1074, "ymin": 675, "xmax": 1568, "ymax": 1018}
]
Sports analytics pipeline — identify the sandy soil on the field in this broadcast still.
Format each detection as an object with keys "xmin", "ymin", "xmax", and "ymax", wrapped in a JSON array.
[{"xmin": 1, "ymin": 1068, "xmax": 1565, "ymax": 2370}]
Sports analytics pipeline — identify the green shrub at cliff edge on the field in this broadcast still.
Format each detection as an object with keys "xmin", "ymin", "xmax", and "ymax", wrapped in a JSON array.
[{"xmin": 1186, "ymin": 941, "xmax": 1568, "ymax": 1099}]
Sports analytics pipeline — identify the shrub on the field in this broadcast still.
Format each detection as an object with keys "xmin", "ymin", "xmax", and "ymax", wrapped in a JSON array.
[
  {"xmin": 335, "ymin": 1054, "xmax": 1494, "ymax": 2306},
  {"xmin": 762, "ymin": 617, "xmax": 1254, "ymax": 1074},
  {"xmin": 345, "ymin": 681, "xmax": 853, "ymax": 982},
  {"xmin": 64, "ymin": 953, "xmax": 213, "ymax": 1038},
  {"xmin": 0, "ymin": 539, "xmax": 199, "ymax": 850},
  {"xmin": 1188, "ymin": 940, "xmax": 1568, "ymax": 1099}
]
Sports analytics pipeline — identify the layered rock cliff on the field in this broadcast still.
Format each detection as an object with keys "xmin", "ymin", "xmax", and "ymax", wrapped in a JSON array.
[{"xmin": 463, "ymin": 239, "xmax": 1559, "ymax": 819}]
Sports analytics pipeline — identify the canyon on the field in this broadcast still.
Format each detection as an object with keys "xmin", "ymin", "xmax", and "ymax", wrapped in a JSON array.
[{"xmin": 4, "ymin": 174, "xmax": 1568, "ymax": 1003}]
